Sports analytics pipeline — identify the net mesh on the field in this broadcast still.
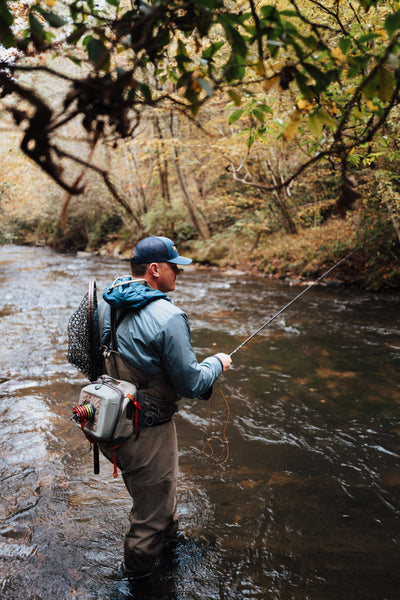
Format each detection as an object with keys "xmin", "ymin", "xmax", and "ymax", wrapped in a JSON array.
[{"xmin": 67, "ymin": 287, "xmax": 104, "ymax": 381}]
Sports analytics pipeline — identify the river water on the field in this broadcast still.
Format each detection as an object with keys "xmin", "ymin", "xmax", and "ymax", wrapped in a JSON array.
[{"xmin": 0, "ymin": 245, "xmax": 399, "ymax": 600}]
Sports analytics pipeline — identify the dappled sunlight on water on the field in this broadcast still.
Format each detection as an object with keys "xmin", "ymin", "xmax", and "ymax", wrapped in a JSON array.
[{"xmin": 0, "ymin": 245, "xmax": 399, "ymax": 599}]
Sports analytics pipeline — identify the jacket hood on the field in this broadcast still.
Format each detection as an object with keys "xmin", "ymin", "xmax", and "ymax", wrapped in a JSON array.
[{"xmin": 103, "ymin": 276, "xmax": 169, "ymax": 310}]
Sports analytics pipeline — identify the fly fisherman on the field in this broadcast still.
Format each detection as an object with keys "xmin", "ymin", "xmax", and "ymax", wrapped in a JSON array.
[{"xmin": 97, "ymin": 235, "xmax": 232, "ymax": 579}]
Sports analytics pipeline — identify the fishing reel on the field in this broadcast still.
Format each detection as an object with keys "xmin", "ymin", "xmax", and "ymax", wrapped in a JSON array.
[{"xmin": 71, "ymin": 402, "xmax": 96, "ymax": 424}]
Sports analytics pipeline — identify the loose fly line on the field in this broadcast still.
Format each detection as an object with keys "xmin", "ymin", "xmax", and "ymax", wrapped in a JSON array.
[
  {"xmin": 203, "ymin": 245, "xmax": 362, "ymax": 465},
  {"xmin": 203, "ymin": 387, "xmax": 230, "ymax": 466}
]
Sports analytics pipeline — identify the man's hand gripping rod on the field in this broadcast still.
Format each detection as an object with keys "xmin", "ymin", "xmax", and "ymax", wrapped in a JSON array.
[{"xmin": 229, "ymin": 247, "xmax": 359, "ymax": 358}]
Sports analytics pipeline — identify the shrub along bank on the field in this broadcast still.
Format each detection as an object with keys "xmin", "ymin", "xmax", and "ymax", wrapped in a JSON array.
[{"xmin": 1, "ymin": 199, "xmax": 398, "ymax": 291}]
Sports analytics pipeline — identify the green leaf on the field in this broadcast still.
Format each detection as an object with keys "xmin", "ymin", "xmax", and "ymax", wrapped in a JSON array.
[
  {"xmin": 105, "ymin": 0, "xmax": 119, "ymax": 6},
  {"xmin": 67, "ymin": 26, "xmax": 88, "ymax": 44},
  {"xmin": 230, "ymin": 27, "xmax": 248, "ymax": 57},
  {"xmin": 177, "ymin": 38, "xmax": 189, "ymax": 58},
  {"xmin": 35, "ymin": 7, "xmax": 67, "ymax": 28},
  {"xmin": 261, "ymin": 5, "xmax": 279, "ymax": 20},
  {"xmin": 252, "ymin": 108, "xmax": 265, "ymax": 123},
  {"xmin": 279, "ymin": 10, "xmax": 299, "ymax": 17},
  {"xmin": 176, "ymin": 38, "xmax": 190, "ymax": 72},
  {"xmin": 358, "ymin": 33, "xmax": 380, "ymax": 43},
  {"xmin": 359, "ymin": 0, "xmax": 379, "ymax": 11},
  {"xmin": 87, "ymin": 37, "xmax": 108, "ymax": 68},
  {"xmin": 385, "ymin": 10, "xmax": 400, "ymax": 35},
  {"xmin": 29, "ymin": 13, "xmax": 45, "ymax": 46},
  {"xmin": 224, "ymin": 52, "xmax": 245, "ymax": 83},
  {"xmin": 139, "ymin": 82, "xmax": 152, "ymax": 102},
  {"xmin": 303, "ymin": 62, "xmax": 332, "ymax": 91},
  {"xmin": 218, "ymin": 14, "xmax": 247, "ymax": 57},
  {"xmin": 257, "ymin": 103, "xmax": 273, "ymax": 114},
  {"xmin": 362, "ymin": 73, "xmax": 378, "ymax": 99},
  {"xmin": 339, "ymin": 37, "xmax": 351, "ymax": 55},
  {"xmin": 82, "ymin": 34, "xmax": 93, "ymax": 48},
  {"xmin": 302, "ymin": 35, "xmax": 318, "ymax": 51},
  {"xmin": 228, "ymin": 90, "xmax": 242, "ymax": 106},
  {"xmin": 184, "ymin": 84, "xmax": 199, "ymax": 107},
  {"xmin": 0, "ymin": 0, "xmax": 13, "ymax": 29},
  {"xmin": 377, "ymin": 67, "xmax": 394, "ymax": 102},
  {"xmin": 316, "ymin": 110, "xmax": 337, "ymax": 131},
  {"xmin": 0, "ymin": 0, "xmax": 14, "ymax": 48},
  {"xmin": 246, "ymin": 130, "xmax": 256, "ymax": 148},
  {"xmin": 293, "ymin": 69, "xmax": 314, "ymax": 99},
  {"xmin": 229, "ymin": 109, "xmax": 244, "ymax": 125},
  {"xmin": 66, "ymin": 54, "xmax": 82, "ymax": 66},
  {"xmin": 201, "ymin": 41, "xmax": 224, "ymax": 60}
]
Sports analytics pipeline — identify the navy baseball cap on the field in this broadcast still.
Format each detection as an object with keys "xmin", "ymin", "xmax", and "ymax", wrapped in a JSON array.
[{"xmin": 132, "ymin": 236, "xmax": 192, "ymax": 265}]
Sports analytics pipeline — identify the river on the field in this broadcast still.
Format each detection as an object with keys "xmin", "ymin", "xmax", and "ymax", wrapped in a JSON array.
[{"xmin": 0, "ymin": 245, "xmax": 399, "ymax": 600}]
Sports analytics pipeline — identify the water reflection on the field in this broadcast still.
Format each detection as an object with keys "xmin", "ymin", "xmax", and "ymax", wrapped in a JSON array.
[{"xmin": 0, "ymin": 245, "xmax": 399, "ymax": 599}]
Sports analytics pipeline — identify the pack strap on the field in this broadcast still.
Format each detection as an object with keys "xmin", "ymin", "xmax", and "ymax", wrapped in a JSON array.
[
  {"xmin": 110, "ymin": 308, "xmax": 130, "ymax": 353},
  {"xmin": 100, "ymin": 305, "xmax": 168, "ymax": 390}
]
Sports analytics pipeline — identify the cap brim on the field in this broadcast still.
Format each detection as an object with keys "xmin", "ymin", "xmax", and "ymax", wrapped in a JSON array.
[{"xmin": 168, "ymin": 256, "xmax": 192, "ymax": 265}]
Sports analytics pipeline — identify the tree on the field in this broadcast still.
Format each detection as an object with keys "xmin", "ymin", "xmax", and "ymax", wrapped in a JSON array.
[{"xmin": 1, "ymin": 0, "xmax": 400, "ymax": 217}]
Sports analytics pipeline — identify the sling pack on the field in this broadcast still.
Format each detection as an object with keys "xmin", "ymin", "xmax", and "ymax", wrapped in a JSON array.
[
  {"xmin": 72, "ymin": 375, "xmax": 141, "ymax": 443},
  {"xmin": 70, "ymin": 281, "xmax": 178, "ymax": 474},
  {"xmin": 69, "ymin": 281, "xmax": 142, "ymax": 475}
]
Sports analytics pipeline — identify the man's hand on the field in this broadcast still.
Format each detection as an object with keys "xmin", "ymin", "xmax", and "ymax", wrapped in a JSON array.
[{"xmin": 215, "ymin": 353, "xmax": 232, "ymax": 372}]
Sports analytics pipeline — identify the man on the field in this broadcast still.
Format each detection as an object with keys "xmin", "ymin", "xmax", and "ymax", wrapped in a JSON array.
[{"xmin": 98, "ymin": 235, "xmax": 231, "ymax": 579}]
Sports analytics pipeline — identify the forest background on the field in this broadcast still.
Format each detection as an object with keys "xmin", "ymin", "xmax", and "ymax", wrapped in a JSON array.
[{"xmin": 1, "ymin": 0, "xmax": 400, "ymax": 290}]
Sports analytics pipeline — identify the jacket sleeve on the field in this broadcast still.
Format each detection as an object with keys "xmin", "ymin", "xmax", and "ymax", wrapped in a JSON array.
[{"xmin": 159, "ymin": 311, "xmax": 223, "ymax": 399}]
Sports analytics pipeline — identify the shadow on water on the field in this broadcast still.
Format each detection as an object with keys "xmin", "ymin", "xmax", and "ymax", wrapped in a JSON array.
[{"xmin": 0, "ymin": 245, "xmax": 399, "ymax": 599}]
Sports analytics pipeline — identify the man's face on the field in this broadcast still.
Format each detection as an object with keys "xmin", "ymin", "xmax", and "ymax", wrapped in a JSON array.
[{"xmin": 156, "ymin": 262, "xmax": 180, "ymax": 293}]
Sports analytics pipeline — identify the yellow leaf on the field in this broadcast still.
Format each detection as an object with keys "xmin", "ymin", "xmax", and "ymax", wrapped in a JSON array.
[
  {"xmin": 308, "ymin": 113, "xmax": 322, "ymax": 138},
  {"xmin": 282, "ymin": 117, "xmax": 300, "ymax": 142},
  {"xmin": 264, "ymin": 75, "xmax": 280, "ymax": 92},
  {"xmin": 191, "ymin": 78, "xmax": 202, "ymax": 94},
  {"xmin": 365, "ymin": 99, "xmax": 380, "ymax": 112},
  {"xmin": 297, "ymin": 98, "xmax": 312, "ymax": 112},
  {"xmin": 325, "ymin": 101, "xmax": 338, "ymax": 117},
  {"xmin": 46, "ymin": 0, "xmax": 56, "ymax": 6}
]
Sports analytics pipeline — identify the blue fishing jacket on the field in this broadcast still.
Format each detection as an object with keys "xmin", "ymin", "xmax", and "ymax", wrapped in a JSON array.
[{"xmin": 100, "ymin": 277, "xmax": 223, "ymax": 399}]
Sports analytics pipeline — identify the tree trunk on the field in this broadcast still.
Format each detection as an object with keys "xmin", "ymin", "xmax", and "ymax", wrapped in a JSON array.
[
  {"xmin": 124, "ymin": 141, "xmax": 148, "ymax": 214},
  {"xmin": 170, "ymin": 115, "xmax": 211, "ymax": 240},
  {"xmin": 263, "ymin": 154, "xmax": 298, "ymax": 234},
  {"xmin": 386, "ymin": 200, "xmax": 400, "ymax": 243},
  {"xmin": 154, "ymin": 115, "xmax": 171, "ymax": 205}
]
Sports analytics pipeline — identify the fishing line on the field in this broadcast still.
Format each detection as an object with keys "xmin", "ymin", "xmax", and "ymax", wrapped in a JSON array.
[
  {"xmin": 229, "ymin": 245, "xmax": 361, "ymax": 357},
  {"xmin": 202, "ymin": 387, "xmax": 230, "ymax": 466}
]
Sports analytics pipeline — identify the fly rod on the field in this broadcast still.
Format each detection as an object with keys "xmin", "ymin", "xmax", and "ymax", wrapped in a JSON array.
[{"xmin": 229, "ymin": 245, "xmax": 360, "ymax": 357}]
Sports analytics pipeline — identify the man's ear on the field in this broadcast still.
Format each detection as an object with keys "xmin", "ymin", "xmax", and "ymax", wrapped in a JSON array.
[{"xmin": 149, "ymin": 262, "xmax": 160, "ymax": 279}]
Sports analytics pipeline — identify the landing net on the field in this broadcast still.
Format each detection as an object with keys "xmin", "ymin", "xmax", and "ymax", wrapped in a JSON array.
[{"xmin": 67, "ymin": 280, "xmax": 104, "ymax": 381}]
